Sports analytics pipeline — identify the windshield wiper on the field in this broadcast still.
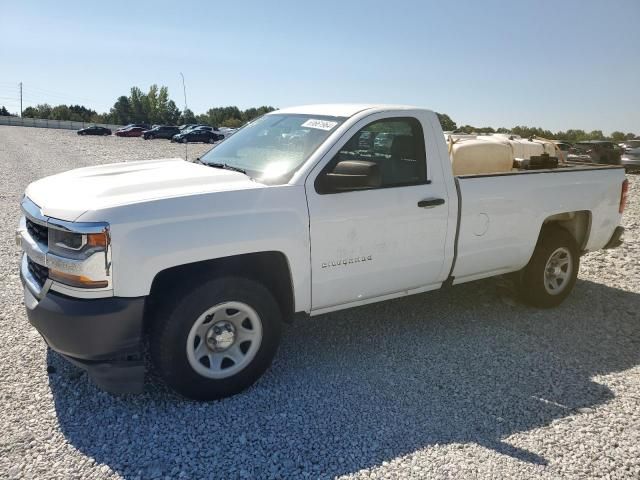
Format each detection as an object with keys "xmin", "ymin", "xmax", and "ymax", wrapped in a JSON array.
[{"xmin": 206, "ymin": 162, "xmax": 248, "ymax": 175}]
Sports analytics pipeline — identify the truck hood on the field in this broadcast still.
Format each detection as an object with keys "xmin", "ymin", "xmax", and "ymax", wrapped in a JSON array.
[{"xmin": 25, "ymin": 158, "xmax": 261, "ymax": 221}]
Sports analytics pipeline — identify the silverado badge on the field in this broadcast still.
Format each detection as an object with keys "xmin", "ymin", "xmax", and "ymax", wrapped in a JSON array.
[{"xmin": 322, "ymin": 255, "xmax": 372, "ymax": 268}]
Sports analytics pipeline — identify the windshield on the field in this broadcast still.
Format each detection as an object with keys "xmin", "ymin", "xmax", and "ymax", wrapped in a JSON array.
[{"xmin": 200, "ymin": 113, "xmax": 345, "ymax": 184}]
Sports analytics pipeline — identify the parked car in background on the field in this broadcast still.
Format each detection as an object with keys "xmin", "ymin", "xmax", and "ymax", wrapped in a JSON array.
[
  {"xmin": 117, "ymin": 123, "xmax": 151, "ymax": 133},
  {"xmin": 171, "ymin": 128, "xmax": 223, "ymax": 143},
  {"xmin": 178, "ymin": 124, "xmax": 197, "ymax": 131},
  {"xmin": 574, "ymin": 141, "xmax": 622, "ymax": 165},
  {"xmin": 143, "ymin": 126, "xmax": 180, "ymax": 140},
  {"xmin": 566, "ymin": 151, "xmax": 592, "ymax": 163},
  {"xmin": 191, "ymin": 126, "xmax": 215, "ymax": 133},
  {"xmin": 621, "ymin": 140, "xmax": 640, "ymax": 172},
  {"xmin": 77, "ymin": 126, "xmax": 112, "ymax": 136},
  {"xmin": 193, "ymin": 126, "xmax": 227, "ymax": 137},
  {"xmin": 180, "ymin": 124, "xmax": 210, "ymax": 132},
  {"xmin": 620, "ymin": 139, "xmax": 640, "ymax": 152},
  {"xmin": 218, "ymin": 127, "xmax": 237, "ymax": 137},
  {"xmin": 115, "ymin": 127, "xmax": 146, "ymax": 137}
]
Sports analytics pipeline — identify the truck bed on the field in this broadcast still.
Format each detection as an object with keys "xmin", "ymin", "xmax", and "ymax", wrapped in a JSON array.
[{"xmin": 451, "ymin": 164, "xmax": 625, "ymax": 284}]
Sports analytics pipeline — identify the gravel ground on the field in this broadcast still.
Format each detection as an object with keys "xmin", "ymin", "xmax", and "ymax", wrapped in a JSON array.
[{"xmin": 0, "ymin": 126, "xmax": 639, "ymax": 480}]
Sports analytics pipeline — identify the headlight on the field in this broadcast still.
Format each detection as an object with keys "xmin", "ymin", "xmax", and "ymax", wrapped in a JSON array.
[
  {"xmin": 21, "ymin": 196, "xmax": 112, "ymax": 291},
  {"xmin": 48, "ymin": 228, "xmax": 108, "ymax": 258},
  {"xmin": 46, "ymin": 225, "xmax": 111, "ymax": 289}
]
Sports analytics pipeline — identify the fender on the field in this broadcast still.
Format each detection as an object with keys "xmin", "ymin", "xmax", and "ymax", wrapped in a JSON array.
[{"xmin": 77, "ymin": 185, "xmax": 312, "ymax": 312}]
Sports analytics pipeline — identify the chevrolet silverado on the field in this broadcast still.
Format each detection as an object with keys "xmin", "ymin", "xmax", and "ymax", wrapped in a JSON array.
[{"xmin": 17, "ymin": 104, "xmax": 628, "ymax": 400}]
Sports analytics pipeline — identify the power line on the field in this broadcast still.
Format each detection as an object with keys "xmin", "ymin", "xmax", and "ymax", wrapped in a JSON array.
[
  {"xmin": 19, "ymin": 95, "xmax": 82, "ymax": 105},
  {"xmin": 23, "ymin": 84, "xmax": 95, "ymax": 104},
  {"xmin": 0, "ymin": 102, "xmax": 21, "ymax": 111},
  {"xmin": 21, "ymin": 89, "xmax": 93, "ymax": 105},
  {"xmin": 0, "ymin": 83, "xmax": 96, "ymax": 107},
  {"xmin": 0, "ymin": 83, "xmax": 22, "ymax": 116}
]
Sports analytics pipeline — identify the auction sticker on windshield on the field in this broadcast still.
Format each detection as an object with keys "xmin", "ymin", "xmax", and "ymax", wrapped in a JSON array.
[{"xmin": 301, "ymin": 119, "xmax": 338, "ymax": 131}]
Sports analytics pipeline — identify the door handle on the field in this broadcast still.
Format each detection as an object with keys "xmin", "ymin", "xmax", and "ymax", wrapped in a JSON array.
[{"xmin": 417, "ymin": 198, "xmax": 445, "ymax": 208}]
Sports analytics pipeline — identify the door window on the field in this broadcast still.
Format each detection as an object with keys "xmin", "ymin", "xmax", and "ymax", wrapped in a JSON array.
[{"xmin": 317, "ymin": 117, "xmax": 427, "ymax": 193}]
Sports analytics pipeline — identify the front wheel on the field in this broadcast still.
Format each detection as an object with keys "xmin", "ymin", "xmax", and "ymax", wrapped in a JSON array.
[
  {"xmin": 150, "ymin": 276, "xmax": 282, "ymax": 400},
  {"xmin": 517, "ymin": 226, "xmax": 579, "ymax": 308},
  {"xmin": 181, "ymin": 137, "xmax": 188, "ymax": 144}
]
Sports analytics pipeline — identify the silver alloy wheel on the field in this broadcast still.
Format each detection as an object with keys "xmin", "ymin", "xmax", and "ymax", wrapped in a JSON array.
[
  {"xmin": 186, "ymin": 301, "xmax": 263, "ymax": 379},
  {"xmin": 544, "ymin": 247, "xmax": 572, "ymax": 295}
]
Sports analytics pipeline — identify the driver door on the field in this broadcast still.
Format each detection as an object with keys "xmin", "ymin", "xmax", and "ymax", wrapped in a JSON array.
[{"xmin": 305, "ymin": 114, "xmax": 450, "ymax": 311}]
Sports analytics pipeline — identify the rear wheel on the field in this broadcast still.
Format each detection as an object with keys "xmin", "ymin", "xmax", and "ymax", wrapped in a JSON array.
[
  {"xmin": 517, "ymin": 226, "xmax": 579, "ymax": 308},
  {"xmin": 150, "ymin": 276, "xmax": 282, "ymax": 400},
  {"xmin": 208, "ymin": 137, "xmax": 215, "ymax": 144}
]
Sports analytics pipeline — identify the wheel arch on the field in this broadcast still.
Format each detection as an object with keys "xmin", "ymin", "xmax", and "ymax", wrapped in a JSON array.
[
  {"xmin": 540, "ymin": 210, "xmax": 592, "ymax": 252},
  {"xmin": 145, "ymin": 251, "xmax": 295, "ymax": 331}
]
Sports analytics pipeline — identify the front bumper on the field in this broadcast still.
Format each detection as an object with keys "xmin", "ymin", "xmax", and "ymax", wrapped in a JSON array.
[{"xmin": 21, "ymin": 277, "xmax": 146, "ymax": 394}]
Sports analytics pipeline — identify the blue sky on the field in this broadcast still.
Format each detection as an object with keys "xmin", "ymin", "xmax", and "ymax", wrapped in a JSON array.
[{"xmin": 2, "ymin": 0, "xmax": 638, "ymax": 133}]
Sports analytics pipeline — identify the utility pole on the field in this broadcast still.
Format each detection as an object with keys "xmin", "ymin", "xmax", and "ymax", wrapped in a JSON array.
[
  {"xmin": 19, "ymin": 82, "xmax": 22, "ymax": 117},
  {"xmin": 179, "ymin": 73, "xmax": 188, "ymax": 161}
]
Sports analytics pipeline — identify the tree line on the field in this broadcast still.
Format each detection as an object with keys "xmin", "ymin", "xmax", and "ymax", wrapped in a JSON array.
[
  {"xmin": 1, "ymin": 88, "xmax": 636, "ymax": 141},
  {"xmin": 12, "ymin": 84, "xmax": 275, "ymax": 128},
  {"xmin": 435, "ymin": 113, "xmax": 637, "ymax": 143}
]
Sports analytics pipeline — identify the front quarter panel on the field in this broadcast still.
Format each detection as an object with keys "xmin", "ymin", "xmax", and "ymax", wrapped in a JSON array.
[{"xmin": 78, "ymin": 186, "xmax": 311, "ymax": 312}]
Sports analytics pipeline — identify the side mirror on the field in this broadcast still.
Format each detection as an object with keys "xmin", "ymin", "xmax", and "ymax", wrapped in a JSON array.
[{"xmin": 320, "ymin": 160, "xmax": 381, "ymax": 193}]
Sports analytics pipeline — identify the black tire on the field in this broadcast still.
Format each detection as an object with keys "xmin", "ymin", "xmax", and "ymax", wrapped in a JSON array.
[
  {"xmin": 181, "ymin": 137, "xmax": 188, "ymax": 144},
  {"xmin": 150, "ymin": 276, "xmax": 282, "ymax": 400},
  {"xmin": 517, "ymin": 226, "xmax": 579, "ymax": 308}
]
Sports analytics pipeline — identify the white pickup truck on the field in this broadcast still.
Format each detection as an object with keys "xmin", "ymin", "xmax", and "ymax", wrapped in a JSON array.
[{"xmin": 17, "ymin": 104, "xmax": 628, "ymax": 400}]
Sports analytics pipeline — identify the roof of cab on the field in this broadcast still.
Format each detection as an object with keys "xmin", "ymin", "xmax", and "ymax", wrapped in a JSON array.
[{"xmin": 273, "ymin": 104, "xmax": 426, "ymax": 118}]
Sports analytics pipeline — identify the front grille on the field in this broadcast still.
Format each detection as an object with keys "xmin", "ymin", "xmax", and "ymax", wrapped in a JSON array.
[
  {"xmin": 27, "ymin": 257, "xmax": 49, "ymax": 287},
  {"xmin": 26, "ymin": 218, "xmax": 48, "ymax": 245}
]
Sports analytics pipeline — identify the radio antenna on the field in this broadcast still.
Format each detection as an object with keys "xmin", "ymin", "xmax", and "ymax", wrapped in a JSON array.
[{"xmin": 180, "ymin": 72, "xmax": 188, "ymax": 161}]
